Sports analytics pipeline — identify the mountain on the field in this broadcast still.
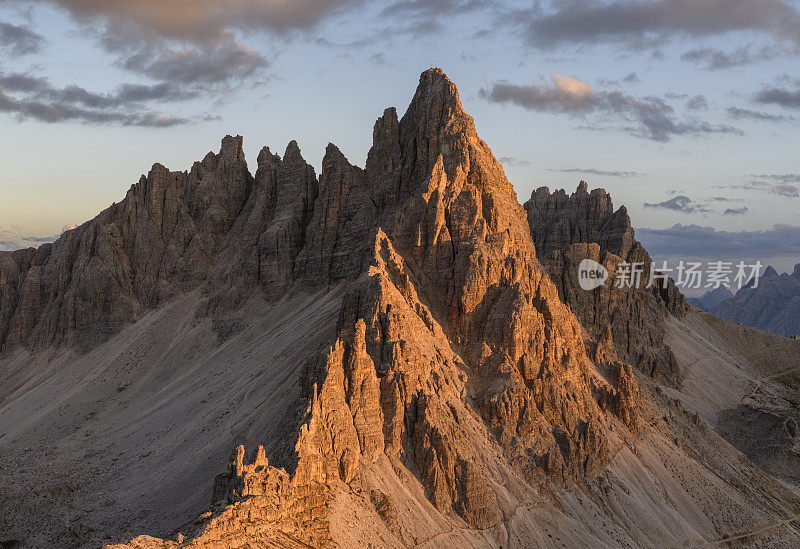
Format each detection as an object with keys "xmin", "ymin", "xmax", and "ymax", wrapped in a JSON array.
[
  {"xmin": 524, "ymin": 183, "xmax": 687, "ymax": 383},
  {"xmin": 688, "ymin": 286, "xmax": 734, "ymax": 311},
  {"xmin": 704, "ymin": 264, "xmax": 800, "ymax": 338},
  {"xmin": 2, "ymin": 69, "xmax": 800, "ymax": 548}
]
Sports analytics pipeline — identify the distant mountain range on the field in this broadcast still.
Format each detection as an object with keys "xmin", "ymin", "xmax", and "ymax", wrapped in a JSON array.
[
  {"xmin": 688, "ymin": 286, "xmax": 734, "ymax": 311},
  {"xmin": 691, "ymin": 264, "xmax": 800, "ymax": 337}
]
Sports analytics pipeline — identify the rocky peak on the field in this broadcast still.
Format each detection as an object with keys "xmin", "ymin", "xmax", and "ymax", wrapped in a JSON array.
[
  {"xmin": 388, "ymin": 68, "xmax": 495, "ymax": 200},
  {"xmin": 220, "ymin": 134, "xmax": 245, "ymax": 161},
  {"xmin": 525, "ymin": 181, "xmax": 686, "ymax": 382},
  {"xmin": 712, "ymin": 261, "xmax": 800, "ymax": 337},
  {"xmin": 256, "ymin": 145, "xmax": 280, "ymax": 168},
  {"xmin": 405, "ymin": 68, "xmax": 469, "ymax": 134},
  {"xmin": 525, "ymin": 182, "xmax": 623, "ymax": 257}
]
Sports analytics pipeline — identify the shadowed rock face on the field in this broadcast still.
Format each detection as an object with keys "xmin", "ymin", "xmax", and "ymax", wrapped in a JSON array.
[
  {"xmin": 4, "ymin": 69, "xmax": 798, "ymax": 549},
  {"xmin": 0, "ymin": 137, "xmax": 318, "ymax": 353},
  {"xmin": 524, "ymin": 183, "xmax": 687, "ymax": 384}
]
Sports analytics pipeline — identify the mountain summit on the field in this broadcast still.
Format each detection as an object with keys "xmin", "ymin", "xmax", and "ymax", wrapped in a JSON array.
[{"xmin": 2, "ymin": 69, "xmax": 799, "ymax": 548}]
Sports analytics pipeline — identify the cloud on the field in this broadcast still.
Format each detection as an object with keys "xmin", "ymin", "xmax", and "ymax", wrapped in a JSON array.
[
  {"xmin": 0, "ymin": 6, "xmax": 278, "ymax": 126},
  {"xmin": 549, "ymin": 167, "xmax": 643, "ymax": 178},
  {"xmin": 774, "ymin": 184, "xmax": 800, "ymax": 197},
  {"xmin": 753, "ymin": 173, "xmax": 800, "ymax": 183},
  {"xmin": 518, "ymin": 0, "xmax": 800, "ymax": 50},
  {"xmin": 0, "ymin": 225, "xmax": 67, "ymax": 251},
  {"xmin": 686, "ymin": 95, "xmax": 708, "ymax": 110},
  {"xmin": 16, "ymin": 1, "xmax": 363, "ymax": 108},
  {"xmin": 480, "ymin": 73, "xmax": 742, "ymax": 142},
  {"xmin": 636, "ymin": 223, "xmax": 800, "ymax": 260},
  {"xmin": 28, "ymin": 0, "xmax": 361, "ymax": 43},
  {"xmin": 552, "ymin": 71, "xmax": 594, "ymax": 98},
  {"xmin": 724, "ymin": 207, "xmax": 749, "ymax": 215},
  {"xmin": 726, "ymin": 106, "xmax": 793, "ymax": 122},
  {"xmin": 381, "ymin": 0, "xmax": 486, "ymax": 19},
  {"xmin": 0, "ymin": 21, "xmax": 44, "ymax": 55},
  {"xmin": 680, "ymin": 45, "xmax": 783, "ymax": 70},
  {"xmin": 0, "ymin": 71, "xmax": 197, "ymax": 106},
  {"xmin": 499, "ymin": 156, "xmax": 531, "ymax": 167},
  {"xmin": 0, "ymin": 70, "xmax": 196, "ymax": 126},
  {"xmin": 623, "ymin": 72, "xmax": 640, "ymax": 84},
  {"xmin": 118, "ymin": 41, "xmax": 267, "ymax": 85},
  {"xmin": 0, "ymin": 88, "xmax": 190, "ymax": 127},
  {"xmin": 377, "ymin": 0, "xmax": 489, "ymax": 37},
  {"xmin": 717, "ymin": 176, "xmax": 800, "ymax": 198},
  {"xmin": 755, "ymin": 84, "xmax": 800, "ymax": 109},
  {"xmin": 479, "ymin": 72, "xmax": 596, "ymax": 112},
  {"xmin": 644, "ymin": 195, "xmax": 711, "ymax": 213}
]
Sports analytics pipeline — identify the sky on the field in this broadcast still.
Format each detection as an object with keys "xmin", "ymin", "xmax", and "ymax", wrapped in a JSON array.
[{"xmin": 1, "ymin": 0, "xmax": 799, "ymax": 282}]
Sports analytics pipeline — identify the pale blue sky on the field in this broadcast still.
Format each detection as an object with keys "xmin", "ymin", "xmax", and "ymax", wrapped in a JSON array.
[{"xmin": 1, "ymin": 1, "xmax": 799, "ymax": 271}]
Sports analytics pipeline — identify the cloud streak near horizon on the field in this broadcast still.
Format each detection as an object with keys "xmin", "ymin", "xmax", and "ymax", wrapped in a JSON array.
[
  {"xmin": 644, "ymin": 195, "xmax": 712, "ymax": 213},
  {"xmin": 716, "ymin": 176, "xmax": 800, "ymax": 198},
  {"xmin": 0, "ymin": 225, "xmax": 66, "ymax": 251},
  {"xmin": 550, "ymin": 167, "xmax": 643, "ymax": 178},
  {"xmin": 637, "ymin": 223, "xmax": 800, "ymax": 260}
]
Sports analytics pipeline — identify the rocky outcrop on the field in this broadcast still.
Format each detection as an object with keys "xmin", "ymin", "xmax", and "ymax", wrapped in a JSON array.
[
  {"xmin": 294, "ymin": 144, "xmax": 376, "ymax": 287},
  {"xmin": 107, "ymin": 445, "xmax": 331, "ymax": 549},
  {"xmin": 524, "ymin": 183, "xmax": 687, "ymax": 383},
  {"xmin": 708, "ymin": 263, "xmax": 800, "ymax": 337},
  {"xmin": 103, "ymin": 70, "xmax": 644, "ymax": 543}
]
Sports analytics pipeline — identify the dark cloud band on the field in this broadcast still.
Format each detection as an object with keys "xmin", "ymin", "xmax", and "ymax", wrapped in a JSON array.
[
  {"xmin": 519, "ymin": 0, "xmax": 800, "ymax": 50},
  {"xmin": 0, "ymin": 21, "xmax": 44, "ymax": 56},
  {"xmin": 479, "ymin": 74, "xmax": 741, "ymax": 142},
  {"xmin": 550, "ymin": 167, "xmax": 643, "ymax": 178},
  {"xmin": 637, "ymin": 223, "xmax": 800, "ymax": 259}
]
